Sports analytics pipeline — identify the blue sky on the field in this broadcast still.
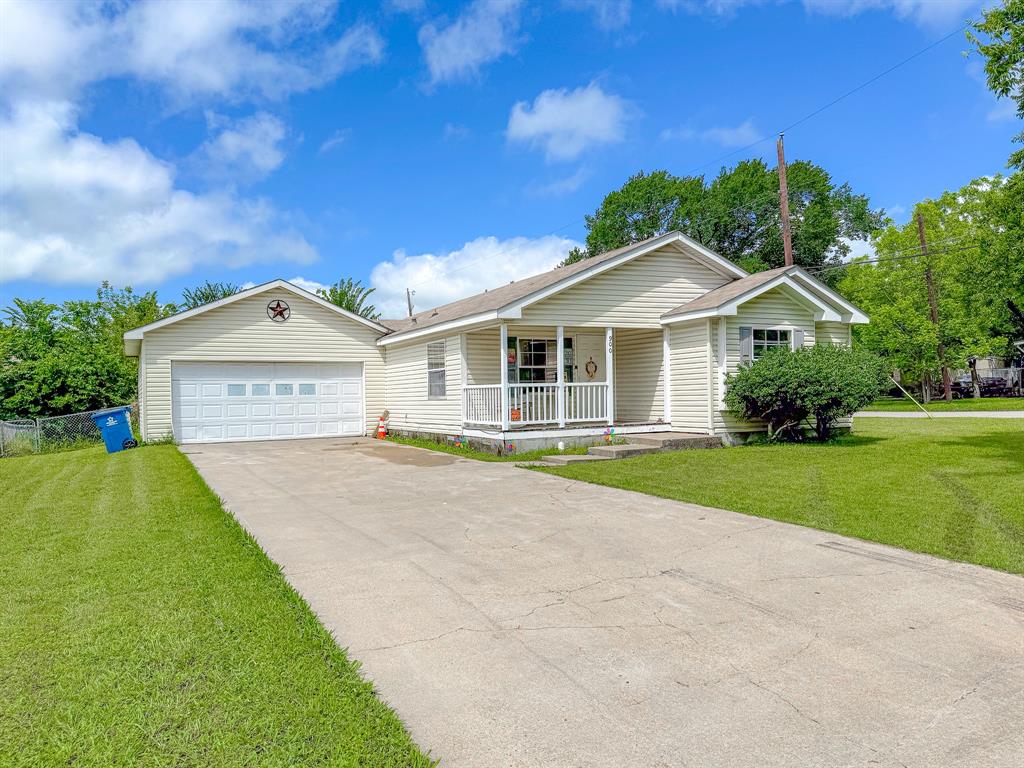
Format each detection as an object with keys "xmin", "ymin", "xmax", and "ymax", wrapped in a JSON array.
[{"xmin": 0, "ymin": 0, "xmax": 1018, "ymax": 317}]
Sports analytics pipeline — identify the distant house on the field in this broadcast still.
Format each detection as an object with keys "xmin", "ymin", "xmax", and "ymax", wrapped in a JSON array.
[{"xmin": 124, "ymin": 231, "xmax": 867, "ymax": 449}]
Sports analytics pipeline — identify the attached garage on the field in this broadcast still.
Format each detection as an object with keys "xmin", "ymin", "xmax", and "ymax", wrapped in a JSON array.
[
  {"xmin": 124, "ymin": 280, "xmax": 388, "ymax": 444},
  {"xmin": 171, "ymin": 362, "xmax": 364, "ymax": 443}
]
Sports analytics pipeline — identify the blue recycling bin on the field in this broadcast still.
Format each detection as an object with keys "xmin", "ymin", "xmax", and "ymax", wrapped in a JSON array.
[{"xmin": 90, "ymin": 406, "xmax": 138, "ymax": 453}]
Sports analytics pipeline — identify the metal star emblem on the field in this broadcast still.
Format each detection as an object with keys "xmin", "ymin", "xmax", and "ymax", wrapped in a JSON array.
[{"xmin": 267, "ymin": 299, "xmax": 290, "ymax": 322}]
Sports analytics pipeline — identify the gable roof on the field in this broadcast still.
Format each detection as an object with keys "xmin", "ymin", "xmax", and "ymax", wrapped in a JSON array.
[
  {"xmin": 660, "ymin": 266, "xmax": 868, "ymax": 325},
  {"xmin": 123, "ymin": 279, "xmax": 390, "ymax": 355},
  {"xmin": 378, "ymin": 231, "xmax": 747, "ymax": 345}
]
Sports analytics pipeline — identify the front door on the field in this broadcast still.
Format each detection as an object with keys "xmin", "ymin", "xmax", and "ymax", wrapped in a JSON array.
[{"xmin": 573, "ymin": 333, "xmax": 606, "ymax": 383}]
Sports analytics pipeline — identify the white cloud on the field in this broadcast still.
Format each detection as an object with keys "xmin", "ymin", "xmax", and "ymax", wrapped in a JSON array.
[
  {"xmin": 987, "ymin": 99, "xmax": 1018, "ymax": 123},
  {"xmin": 840, "ymin": 237, "xmax": 877, "ymax": 262},
  {"xmin": 286, "ymin": 276, "xmax": 332, "ymax": 294},
  {"xmin": 388, "ymin": 0, "xmax": 427, "ymax": 11},
  {"xmin": 507, "ymin": 82, "xmax": 630, "ymax": 162},
  {"xmin": 657, "ymin": 0, "xmax": 979, "ymax": 27},
  {"xmin": 563, "ymin": 0, "xmax": 632, "ymax": 29},
  {"xmin": 801, "ymin": 0, "xmax": 980, "ymax": 28},
  {"xmin": 661, "ymin": 118, "xmax": 762, "ymax": 147},
  {"xmin": 528, "ymin": 167, "xmax": 592, "ymax": 197},
  {"xmin": 369, "ymin": 234, "xmax": 582, "ymax": 317},
  {"xmin": 0, "ymin": 0, "xmax": 384, "ymax": 103},
  {"xmin": 443, "ymin": 122, "xmax": 472, "ymax": 141},
  {"xmin": 0, "ymin": 101, "xmax": 315, "ymax": 286},
  {"xmin": 419, "ymin": 0, "xmax": 522, "ymax": 85},
  {"xmin": 319, "ymin": 129, "xmax": 351, "ymax": 154},
  {"xmin": 197, "ymin": 112, "xmax": 287, "ymax": 182}
]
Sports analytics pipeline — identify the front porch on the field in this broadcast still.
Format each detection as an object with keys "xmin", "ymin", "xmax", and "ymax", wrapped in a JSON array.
[{"xmin": 458, "ymin": 322, "xmax": 670, "ymax": 431}]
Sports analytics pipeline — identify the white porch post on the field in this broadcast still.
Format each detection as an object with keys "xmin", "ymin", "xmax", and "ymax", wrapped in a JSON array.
[
  {"xmin": 662, "ymin": 327, "xmax": 672, "ymax": 425},
  {"xmin": 716, "ymin": 318, "xmax": 727, "ymax": 410},
  {"xmin": 556, "ymin": 325, "xmax": 566, "ymax": 427},
  {"xmin": 460, "ymin": 333, "xmax": 468, "ymax": 425},
  {"xmin": 605, "ymin": 326, "xmax": 614, "ymax": 426},
  {"xmin": 500, "ymin": 323, "xmax": 510, "ymax": 430}
]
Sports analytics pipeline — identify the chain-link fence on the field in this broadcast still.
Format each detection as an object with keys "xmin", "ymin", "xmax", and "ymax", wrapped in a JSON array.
[{"xmin": 0, "ymin": 404, "xmax": 137, "ymax": 458}]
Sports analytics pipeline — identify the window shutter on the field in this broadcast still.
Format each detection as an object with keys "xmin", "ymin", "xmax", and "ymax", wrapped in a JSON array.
[
  {"xmin": 793, "ymin": 329, "xmax": 805, "ymax": 349},
  {"xmin": 739, "ymin": 326, "xmax": 753, "ymax": 363}
]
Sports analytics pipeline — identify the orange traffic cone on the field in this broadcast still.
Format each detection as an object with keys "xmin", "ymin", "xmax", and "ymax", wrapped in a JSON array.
[{"xmin": 376, "ymin": 413, "xmax": 388, "ymax": 439}]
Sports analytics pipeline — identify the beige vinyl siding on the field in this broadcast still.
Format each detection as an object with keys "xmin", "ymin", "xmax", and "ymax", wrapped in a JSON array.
[
  {"xmin": 669, "ymin": 320, "xmax": 712, "ymax": 432},
  {"xmin": 519, "ymin": 243, "xmax": 731, "ymax": 328},
  {"xmin": 384, "ymin": 336, "xmax": 462, "ymax": 434},
  {"xmin": 713, "ymin": 288, "xmax": 816, "ymax": 433},
  {"xmin": 140, "ymin": 291, "xmax": 385, "ymax": 440},
  {"xmin": 613, "ymin": 329, "xmax": 664, "ymax": 422},
  {"xmin": 465, "ymin": 328, "xmax": 500, "ymax": 384},
  {"xmin": 815, "ymin": 321, "xmax": 852, "ymax": 346}
]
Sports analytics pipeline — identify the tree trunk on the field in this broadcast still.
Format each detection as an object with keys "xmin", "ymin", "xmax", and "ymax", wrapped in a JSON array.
[
  {"xmin": 968, "ymin": 358, "xmax": 981, "ymax": 399},
  {"xmin": 922, "ymin": 372, "xmax": 931, "ymax": 404}
]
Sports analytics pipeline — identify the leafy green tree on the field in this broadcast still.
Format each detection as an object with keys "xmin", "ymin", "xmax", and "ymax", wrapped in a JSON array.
[
  {"xmin": 180, "ymin": 280, "xmax": 241, "ymax": 309},
  {"xmin": 0, "ymin": 284, "xmax": 168, "ymax": 419},
  {"xmin": 567, "ymin": 161, "xmax": 882, "ymax": 279},
  {"xmin": 317, "ymin": 278, "xmax": 380, "ymax": 320},
  {"xmin": 969, "ymin": 0, "xmax": 1024, "ymax": 169},
  {"xmin": 839, "ymin": 175, "xmax": 1023, "ymax": 397},
  {"xmin": 724, "ymin": 345, "xmax": 888, "ymax": 441}
]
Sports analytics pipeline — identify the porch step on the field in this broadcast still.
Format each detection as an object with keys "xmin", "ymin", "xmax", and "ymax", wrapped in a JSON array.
[
  {"xmin": 587, "ymin": 443, "xmax": 661, "ymax": 459},
  {"xmin": 626, "ymin": 432, "xmax": 725, "ymax": 451},
  {"xmin": 538, "ymin": 454, "xmax": 612, "ymax": 466}
]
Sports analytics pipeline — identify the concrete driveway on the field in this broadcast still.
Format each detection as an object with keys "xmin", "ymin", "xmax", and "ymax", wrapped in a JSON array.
[{"xmin": 183, "ymin": 438, "xmax": 1023, "ymax": 768}]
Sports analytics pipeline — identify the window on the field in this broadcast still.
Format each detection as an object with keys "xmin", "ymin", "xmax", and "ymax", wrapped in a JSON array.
[
  {"xmin": 752, "ymin": 328, "xmax": 792, "ymax": 359},
  {"xmin": 252, "ymin": 383, "xmax": 270, "ymax": 396},
  {"xmin": 227, "ymin": 384, "xmax": 246, "ymax": 397},
  {"xmin": 298, "ymin": 383, "xmax": 316, "ymax": 396},
  {"xmin": 275, "ymin": 383, "xmax": 293, "ymax": 396},
  {"xmin": 514, "ymin": 338, "xmax": 573, "ymax": 382},
  {"xmin": 427, "ymin": 340, "xmax": 446, "ymax": 398}
]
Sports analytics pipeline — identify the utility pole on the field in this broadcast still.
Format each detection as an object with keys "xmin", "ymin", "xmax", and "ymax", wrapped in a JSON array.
[
  {"xmin": 406, "ymin": 288, "xmax": 415, "ymax": 318},
  {"xmin": 917, "ymin": 212, "xmax": 952, "ymax": 401},
  {"xmin": 777, "ymin": 133, "xmax": 793, "ymax": 267}
]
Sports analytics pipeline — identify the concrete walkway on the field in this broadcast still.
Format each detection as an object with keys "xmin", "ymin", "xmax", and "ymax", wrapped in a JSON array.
[
  {"xmin": 184, "ymin": 438, "xmax": 1024, "ymax": 768},
  {"xmin": 855, "ymin": 410, "xmax": 1024, "ymax": 418}
]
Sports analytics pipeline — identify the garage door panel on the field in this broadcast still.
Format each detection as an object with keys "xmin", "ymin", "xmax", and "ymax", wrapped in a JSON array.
[{"xmin": 172, "ymin": 361, "xmax": 363, "ymax": 444}]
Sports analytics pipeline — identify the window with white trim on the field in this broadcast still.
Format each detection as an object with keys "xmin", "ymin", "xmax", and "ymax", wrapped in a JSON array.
[
  {"xmin": 752, "ymin": 328, "xmax": 792, "ymax": 359},
  {"xmin": 427, "ymin": 340, "xmax": 446, "ymax": 398}
]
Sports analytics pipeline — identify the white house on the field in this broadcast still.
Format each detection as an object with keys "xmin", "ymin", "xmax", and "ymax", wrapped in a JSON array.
[{"xmin": 123, "ymin": 231, "xmax": 867, "ymax": 449}]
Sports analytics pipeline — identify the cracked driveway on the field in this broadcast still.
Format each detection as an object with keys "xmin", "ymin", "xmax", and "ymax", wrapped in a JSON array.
[{"xmin": 183, "ymin": 438, "xmax": 1024, "ymax": 768}]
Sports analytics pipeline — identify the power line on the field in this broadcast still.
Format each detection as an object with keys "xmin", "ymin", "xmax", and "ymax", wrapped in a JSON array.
[
  {"xmin": 407, "ymin": 19, "xmax": 975, "ymax": 295},
  {"xmin": 682, "ymin": 19, "xmax": 974, "ymax": 176},
  {"xmin": 805, "ymin": 243, "xmax": 981, "ymax": 274}
]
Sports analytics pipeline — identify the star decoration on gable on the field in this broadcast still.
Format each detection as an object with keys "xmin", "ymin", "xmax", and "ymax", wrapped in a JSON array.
[{"xmin": 267, "ymin": 299, "xmax": 291, "ymax": 322}]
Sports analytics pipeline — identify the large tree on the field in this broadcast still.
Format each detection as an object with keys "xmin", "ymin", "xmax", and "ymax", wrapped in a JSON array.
[
  {"xmin": 180, "ymin": 280, "xmax": 241, "ymax": 309},
  {"xmin": 317, "ymin": 278, "xmax": 380, "ymax": 320},
  {"xmin": 839, "ymin": 175, "xmax": 1023, "ymax": 396},
  {"xmin": 566, "ymin": 161, "xmax": 882, "ymax": 280},
  {"xmin": 0, "ymin": 284, "xmax": 169, "ymax": 419},
  {"xmin": 969, "ymin": 0, "xmax": 1024, "ymax": 169}
]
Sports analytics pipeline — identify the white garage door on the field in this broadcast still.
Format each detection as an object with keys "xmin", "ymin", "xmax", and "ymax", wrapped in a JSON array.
[{"xmin": 172, "ymin": 362, "xmax": 363, "ymax": 443}]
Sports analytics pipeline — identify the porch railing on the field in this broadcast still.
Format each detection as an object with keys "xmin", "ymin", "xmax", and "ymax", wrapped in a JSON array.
[
  {"xmin": 463, "ymin": 384, "xmax": 503, "ymax": 425},
  {"xmin": 461, "ymin": 383, "xmax": 609, "ymax": 427},
  {"xmin": 564, "ymin": 382, "xmax": 608, "ymax": 422}
]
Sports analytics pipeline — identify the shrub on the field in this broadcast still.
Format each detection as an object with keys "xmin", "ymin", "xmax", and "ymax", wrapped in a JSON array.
[{"xmin": 724, "ymin": 345, "xmax": 888, "ymax": 441}]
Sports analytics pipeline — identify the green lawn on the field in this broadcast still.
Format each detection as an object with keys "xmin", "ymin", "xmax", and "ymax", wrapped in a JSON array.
[
  {"xmin": 536, "ymin": 418, "xmax": 1024, "ymax": 574},
  {"xmin": 864, "ymin": 396, "xmax": 1024, "ymax": 411},
  {"xmin": 386, "ymin": 434, "xmax": 591, "ymax": 462},
  {"xmin": 0, "ymin": 445, "xmax": 433, "ymax": 767}
]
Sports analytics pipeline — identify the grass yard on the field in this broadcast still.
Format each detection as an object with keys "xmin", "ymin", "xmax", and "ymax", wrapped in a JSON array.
[
  {"xmin": 536, "ymin": 418, "xmax": 1024, "ymax": 574},
  {"xmin": 864, "ymin": 396, "xmax": 1024, "ymax": 411},
  {"xmin": 386, "ymin": 434, "xmax": 590, "ymax": 462},
  {"xmin": 0, "ymin": 445, "xmax": 433, "ymax": 767}
]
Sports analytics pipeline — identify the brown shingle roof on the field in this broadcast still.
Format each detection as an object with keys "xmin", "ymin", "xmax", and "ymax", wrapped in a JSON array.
[
  {"xmin": 379, "ymin": 234, "xmax": 667, "ymax": 334},
  {"xmin": 660, "ymin": 266, "xmax": 791, "ymax": 319}
]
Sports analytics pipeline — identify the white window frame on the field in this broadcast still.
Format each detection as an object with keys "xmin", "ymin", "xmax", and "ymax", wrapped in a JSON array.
[
  {"xmin": 427, "ymin": 340, "xmax": 446, "ymax": 399},
  {"xmin": 751, "ymin": 327, "xmax": 794, "ymax": 360}
]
